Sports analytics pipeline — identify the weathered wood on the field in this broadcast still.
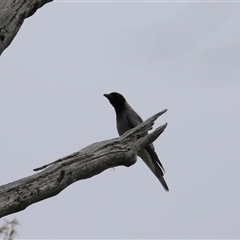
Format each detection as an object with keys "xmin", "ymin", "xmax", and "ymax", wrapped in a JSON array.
[
  {"xmin": 0, "ymin": 0, "xmax": 53, "ymax": 55},
  {"xmin": 0, "ymin": 111, "xmax": 167, "ymax": 218}
]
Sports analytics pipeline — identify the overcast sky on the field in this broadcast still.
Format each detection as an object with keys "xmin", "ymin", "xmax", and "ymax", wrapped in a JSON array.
[{"xmin": 1, "ymin": 1, "xmax": 240, "ymax": 239}]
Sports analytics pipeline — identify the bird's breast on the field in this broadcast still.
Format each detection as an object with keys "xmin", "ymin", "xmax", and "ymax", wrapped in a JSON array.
[{"xmin": 116, "ymin": 115, "xmax": 131, "ymax": 136}]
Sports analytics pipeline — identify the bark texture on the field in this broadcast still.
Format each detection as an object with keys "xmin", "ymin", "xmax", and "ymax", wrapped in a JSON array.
[
  {"xmin": 0, "ymin": 112, "xmax": 167, "ymax": 218},
  {"xmin": 0, "ymin": 0, "xmax": 53, "ymax": 55}
]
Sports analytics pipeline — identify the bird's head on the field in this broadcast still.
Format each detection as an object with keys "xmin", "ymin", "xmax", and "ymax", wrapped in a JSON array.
[{"xmin": 104, "ymin": 92, "xmax": 126, "ymax": 113}]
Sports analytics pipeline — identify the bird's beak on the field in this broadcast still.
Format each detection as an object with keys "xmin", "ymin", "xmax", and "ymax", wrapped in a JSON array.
[{"xmin": 103, "ymin": 93, "xmax": 111, "ymax": 100}]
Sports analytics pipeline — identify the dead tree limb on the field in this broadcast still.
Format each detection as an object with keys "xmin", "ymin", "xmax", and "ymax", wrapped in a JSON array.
[
  {"xmin": 0, "ymin": 111, "xmax": 167, "ymax": 218},
  {"xmin": 0, "ymin": 0, "xmax": 53, "ymax": 56}
]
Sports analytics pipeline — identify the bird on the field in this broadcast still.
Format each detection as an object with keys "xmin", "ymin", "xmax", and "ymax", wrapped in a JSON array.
[{"xmin": 104, "ymin": 92, "xmax": 169, "ymax": 191}]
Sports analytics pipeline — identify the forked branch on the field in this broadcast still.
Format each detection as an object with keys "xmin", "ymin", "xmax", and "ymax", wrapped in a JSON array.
[{"xmin": 0, "ymin": 111, "xmax": 167, "ymax": 218}]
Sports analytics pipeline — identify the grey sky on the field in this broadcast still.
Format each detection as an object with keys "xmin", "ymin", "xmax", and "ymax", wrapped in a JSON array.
[{"xmin": 1, "ymin": 2, "xmax": 240, "ymax": 238}]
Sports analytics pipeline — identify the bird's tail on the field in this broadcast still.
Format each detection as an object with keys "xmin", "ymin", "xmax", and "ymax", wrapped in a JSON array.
[
  {"xmin": 138, "ymin": 149, "xmax": 169, "ymax": 192},
  {"xmin": 152, "ymin": 164, "xmax": 169, "ymax": 192}
]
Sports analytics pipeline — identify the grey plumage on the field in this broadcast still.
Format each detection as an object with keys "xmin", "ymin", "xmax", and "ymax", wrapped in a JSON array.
[{"xmin": 104, "ymin": 92, "xmax": 169, "ymax": 191}]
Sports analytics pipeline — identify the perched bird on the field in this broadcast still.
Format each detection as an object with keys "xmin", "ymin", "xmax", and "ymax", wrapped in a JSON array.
[{"xmin": 104, "ymin": 92, "xmax": 169, "ymax": 191}]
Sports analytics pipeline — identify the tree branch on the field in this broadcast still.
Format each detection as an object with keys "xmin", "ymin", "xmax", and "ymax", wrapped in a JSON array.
[
  {"xmin": 0, "ymin": 111, "xmax": 167, "ymax": 218},
  {"xmin": 0, "ymin": 0, "xmax": 53, "ymax": 56}
]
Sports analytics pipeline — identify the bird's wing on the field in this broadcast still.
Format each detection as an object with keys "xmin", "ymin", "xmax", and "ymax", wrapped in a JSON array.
[
  {"xmin": 126, "ymin": 108, "xmax": 165, "ymax": 171},
  {"xmin": 145, "ymin": 144, "xmax": 166, "ymax": 173},
  {"xmin": 125, "ymin": 108, "xmax": 143, "ymax": 127}
]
